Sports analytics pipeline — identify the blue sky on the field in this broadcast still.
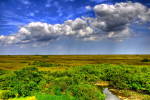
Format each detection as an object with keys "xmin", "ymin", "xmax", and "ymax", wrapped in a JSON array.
[{"xmin": 0, "ymin": 0, "xmax": 150, "ymax": 55}]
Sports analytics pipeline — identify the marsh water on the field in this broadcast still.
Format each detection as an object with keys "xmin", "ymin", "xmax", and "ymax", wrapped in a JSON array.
[{"xmin": 103, "ymin": 88, "xmax": 120, "ymax": 100}]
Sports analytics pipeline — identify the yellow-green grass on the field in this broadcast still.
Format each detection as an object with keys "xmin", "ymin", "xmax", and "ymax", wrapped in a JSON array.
[
  {"xmin": 9, "ymin": 96, "xmax": 36, "ymax": 100},
  {"xmin": 0, "ymin": 55, "xmax": 150, "ymax": 70}
]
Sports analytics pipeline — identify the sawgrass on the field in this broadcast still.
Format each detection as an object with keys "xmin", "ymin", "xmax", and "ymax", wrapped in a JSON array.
[{"xmin": 0, "ymin": 55, "xmax": 150, "ymax": 70}]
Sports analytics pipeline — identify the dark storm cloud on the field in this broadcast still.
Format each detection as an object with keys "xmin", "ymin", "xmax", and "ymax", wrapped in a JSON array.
[{"xmin": 0, "ymin": 2, "xmax": 150, "ymax": 45}]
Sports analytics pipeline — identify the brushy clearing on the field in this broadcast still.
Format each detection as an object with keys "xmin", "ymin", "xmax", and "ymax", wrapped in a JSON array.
[{"xmin": 0, "ymin": 55, "xmax": 150, "ymax": 100}]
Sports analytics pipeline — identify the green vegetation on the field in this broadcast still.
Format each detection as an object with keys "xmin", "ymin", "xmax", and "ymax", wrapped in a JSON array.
[
  {"xmin": 1, "ymin": 55, "xmax": 150, "ymax": 71},
  {"xmin": 30, "ymin": 61, "xmax": 59, "ymax": 67},
  {"xmin": 141, "ymin": 58, "xmax": 150, "ymax": 62},
  {"xmin": 0, "ymin": 55, "xmax": 150, "ymax": 100},
  {"xmin": 35, "ymin": 93, "xmax": 75, "ymax": 100}
]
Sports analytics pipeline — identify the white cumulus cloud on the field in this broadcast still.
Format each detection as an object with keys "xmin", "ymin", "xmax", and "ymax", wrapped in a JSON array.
[
  {"xmin": 0, "ymin": 2, "xmax": 150, "ymax": 45},
  {"xmin": 85, "ymin": 6, "xmax": 92, "ymax": 10}
]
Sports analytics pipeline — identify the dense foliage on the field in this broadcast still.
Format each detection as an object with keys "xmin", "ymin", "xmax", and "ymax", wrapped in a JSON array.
[{"xmin": 0, "ymin": 64, "xmax": 150, "ymax": 100}]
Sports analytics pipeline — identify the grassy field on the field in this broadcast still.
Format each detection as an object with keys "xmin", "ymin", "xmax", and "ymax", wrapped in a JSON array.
[
  {"xmin": 0, "ymin": 55, "xmax": 150, "ymax": 100},
  {"xmin": 0, "ymin": 55, "xmax": 150, "ymax": 70}
]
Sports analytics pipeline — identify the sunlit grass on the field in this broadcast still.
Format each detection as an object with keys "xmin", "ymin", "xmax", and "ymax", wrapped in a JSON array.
[{"xmin": 10, "ymin": 96, "xmax": 36, "ymax": 100}]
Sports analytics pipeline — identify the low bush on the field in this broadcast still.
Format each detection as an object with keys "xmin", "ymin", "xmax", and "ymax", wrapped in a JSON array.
[
  {"xmin": 0, "ymin": 67, "xmax": 45, "ymax": 98},
  {"xmin": 31, "ymin": 61, "xmax": 59, "ymax": 67},
  {"xmin": 1, "ymin": 91, "xmax": 16, "ymax": 99},
  {"xmin": 0, "ymin": 69, "xmax": 6, "ymax": 75},
  {"xmin": 141, "ymin": 58, "xmax": 150, "ymax": 62},
  {"xmin": 69, "ymin": 84, "xmax": 105, "ymax": 100},
  {"xmin": 0, "ymin": 64, "xmax": 150, "ymax": 99}
]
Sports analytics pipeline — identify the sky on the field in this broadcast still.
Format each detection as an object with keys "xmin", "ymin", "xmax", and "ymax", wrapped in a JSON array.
[{"xmin": 0, "ymin": 0, "xmax": 150, "ymax": 55}]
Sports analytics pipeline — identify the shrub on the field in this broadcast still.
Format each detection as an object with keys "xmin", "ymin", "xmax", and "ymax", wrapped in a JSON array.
[
  {"xmin": 69, "ymin": 84, "xmax": 105, "ymax": 100},
  {"xmin": 1, "ymin": 91, "xmax": 16, "ymax": 99},
  {"xmin": 141, "ymin": 58, "xmax": 150, "ymax": 62},
  {"xmin": 0, "ymin": 69, "xmax": 6, "ymax": 75},
  {"xmin": 1, "ymin": 64, "xmax": 150, "ymax": 99},
  {"xmin": 1, "ymin": 67, "xmax": 45, "ymax": 98},
  {"xmin": 31, "ymin": 61, "xmax": 58, "ymax": 67},
  {"xmin": 41, "ymin": 55, "xmax": 49, "ymax": 58}
]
